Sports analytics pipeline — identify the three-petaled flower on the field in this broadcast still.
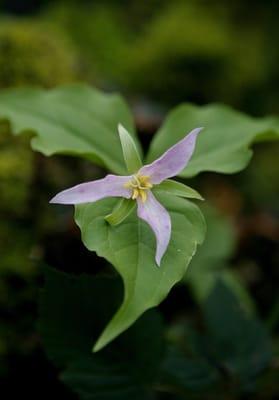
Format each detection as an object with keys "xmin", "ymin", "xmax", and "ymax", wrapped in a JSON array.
[{"xmin": 50, "ymin": 125, "xmax": 202, "ymax": 266}]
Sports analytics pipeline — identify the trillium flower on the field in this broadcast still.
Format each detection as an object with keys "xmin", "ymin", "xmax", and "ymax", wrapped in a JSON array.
[{"xmin": 50, "ymin": 125, "xmax": 203, "ymax": 266}]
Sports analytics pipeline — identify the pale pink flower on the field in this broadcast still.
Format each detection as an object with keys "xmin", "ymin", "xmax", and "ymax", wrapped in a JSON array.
[{"xmin": 50, "ymin": 126, "xmax": 202, "ymax": 266}]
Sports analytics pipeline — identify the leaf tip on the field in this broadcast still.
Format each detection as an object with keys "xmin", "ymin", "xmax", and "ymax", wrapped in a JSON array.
[
  {"xmin": 92, "ymin": 338, "xmax": 106, "ymax": 353},
  {"xmin": 117, "ymin": 122, "xmax": 126, "ymax": 137},
  {"xmin": 196, "ymin": 194, "xmax": 205, "ymax": 201}
]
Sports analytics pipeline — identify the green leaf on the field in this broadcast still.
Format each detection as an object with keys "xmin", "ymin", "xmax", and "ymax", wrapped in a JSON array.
[
  {"xmin": 158, "ymin": 346, "xmax": 219, "ymax": 394},
  {"xmin": 153, "ymin": 179, "xmax": 203, "ymax": 200},
  {"xmin": 146, "ymin": 103, "xmax": 279, "ymax": 177},
  {"xmin": 203, "ymin": 282, "xmax": 272, "ymax": 383},
  {"xmin": 39, "ymin": 268, "xmax": 122, "ymax": 366},
  {"xmin": 39, "ymin": 267, "xmax": 164, "ymax": 400},
  {"xmin": 62, "ymin": 356, "xmax": 153, "ymax": 400},
  {"xmin": 185, "ymin": 205, "xmax": 254, "ymax": 312},
  {"xmin": 187, "ymin": 205, "xmax": 235, "ymax": 274},
  {"xmin": 0, "ymin": 84, "xmax": 142, "ymax": 174},
  {"xmin": 105, "ymin": 198, "xmax": 136, "ymax": 226},
  {"xmin": 118, "ymin": 123, "xmax": 142, "ymax": 173},
  {"xmin": 157, "ymin": 282, "xmax": 272, "ymax": 393},
  {"xmin": 75, "ymin": 194, "xmax": 205, "ymax": 351}
]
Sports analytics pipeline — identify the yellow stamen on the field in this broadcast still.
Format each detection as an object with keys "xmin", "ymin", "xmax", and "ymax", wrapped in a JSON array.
[
  {"xmin": 139, "ymin": 190, "xmax": 147, "ymax": 202},
  {"xmin": 132, "ymin": 188, "xmax": 139, "ymax": 200},
  {"xmin": 124, "ymin": 174, "xmax": 153, "ymax": 203},
  {"xmin": 138, "ymin": 175, "xmax": 153, "ymax": 189}
]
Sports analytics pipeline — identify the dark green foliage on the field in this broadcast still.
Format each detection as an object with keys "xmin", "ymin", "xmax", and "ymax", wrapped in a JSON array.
[
  {"xmin": 0, "ymin": 2, "xmax": 278, "ymax": 397},
  {"xmin": 43, "ymin": 1, "xmax": 279, "ymax": 114},
  {"xmin": 0, "ymin": 19, "xmax": 79, "ymax": 88},
  {"xmin": 203, "ymin": 282, "xmax": 272, "ymax": 385},
  {"xmin": 39, "ymin": 268, "xmax": 272, "ymax": 399},
  {"xmin": 39, "ymin": 267, "xmax": 164, "ymax": 399},
  {"xmin": 157, "ymin": 282, "xmax": 272, "ymax": 397}
]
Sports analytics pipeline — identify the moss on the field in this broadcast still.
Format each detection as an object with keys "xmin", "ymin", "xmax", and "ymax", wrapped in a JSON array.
[
  {"xmin": 43, "ymin": 3, "xmax": 131, "ymax": 85},
  {"xmin": 122, "ymin": 2, "xmax": 268, "ymax": 105},
  {"xmin": 0, "ymin": 18, "xmax": 80, "ymax": 88},
  {"xmin": 43, "ymin": 1, "xmax": 270, "ymax": 109}
]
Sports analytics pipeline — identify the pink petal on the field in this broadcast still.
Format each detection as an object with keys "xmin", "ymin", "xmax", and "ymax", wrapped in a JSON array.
[
  {"xmin": 137, "ymin": 191, "xmax": 171, "ymax": 266},
  {"xmin": 139, "ymin": 127, "xmax": 203, "ymax": 184},
  {"xmin": 50, "ymin": 174, "xmax": 132, "ymax": 204}
]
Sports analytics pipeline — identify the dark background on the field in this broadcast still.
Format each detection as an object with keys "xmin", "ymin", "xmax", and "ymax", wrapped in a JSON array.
[{"xmin": 0, "ymin": 0, "xmax": 278, "ymax": 398}]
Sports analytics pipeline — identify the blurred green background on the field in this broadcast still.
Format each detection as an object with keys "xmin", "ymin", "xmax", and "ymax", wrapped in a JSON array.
[{"xmin": 0, "ymin": 0, "xmax": 278, "ymax": 398}]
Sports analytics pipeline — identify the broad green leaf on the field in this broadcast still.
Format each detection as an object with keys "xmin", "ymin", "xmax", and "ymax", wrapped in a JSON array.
[
  {"xmin": 75, "ymin": 194, "xmax": 206, "ymax": 351},
  {"xmin": 105, "ymin": 198, "xmax": 136, "ymax": 226},
  {"xmin": 39, "ymin": 269, "xmax": 122, "ymax": 366},
  {"xmin": 203, "ymin": 282, "xmax": 272, "ymax": 383},
  {"xmin": 146, "ymin": 103, "xmax": 279, "ymax": 177},
  {"xmin": 118, "ymin": 123, "xmax": 142, "ymax": 173},
  {"xmin": 0, "ymin": 84, "xmax": 141, "ymax": 174},
  {"xmin": 158, "ymin": 283, "xmax": 272, "ymax": 393},
  {"xmin": 62, "ymin": 356, "xmax": 153, "ymax": 400},
  {"xmin": 39, "ymin": 268, "xmax": 164, "ymax": 400},
  {"xmin": 158, "ymin": 346, "xmax": 219, "ymax": 393},
  {"xmin": 153, "ymin": 179, "xmax": 203, "ymax": 200},
  {"xmin": 158, "ymin": 316, "xmax": 220, "ymax": 394},
  {"xmin": 186, "ymin": 204, "xmax": 236, "ymax": 287},
  {"xmin": 185, "ymin": 205, "xmax": 254, "ymax": 311}
]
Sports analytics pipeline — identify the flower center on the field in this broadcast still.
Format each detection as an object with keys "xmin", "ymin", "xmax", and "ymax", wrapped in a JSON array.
[{"xmin": 124, "ymin": 174, "xmax": 153, "ymax": 202}]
